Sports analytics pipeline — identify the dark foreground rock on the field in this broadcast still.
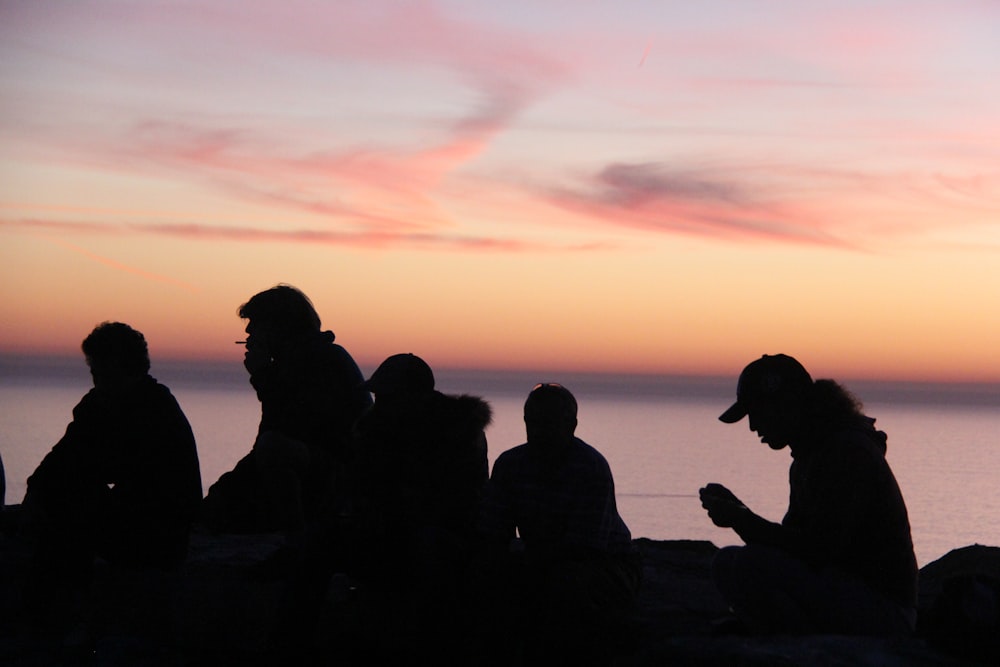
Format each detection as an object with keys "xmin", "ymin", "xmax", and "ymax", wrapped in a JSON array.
[{"xmin": 2, "ymin": 527, "xmax": 998, "ymax": 666}]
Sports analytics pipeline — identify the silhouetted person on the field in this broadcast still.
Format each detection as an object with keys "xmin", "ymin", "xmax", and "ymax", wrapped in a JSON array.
[
  {"xmin": 351, "ymin": 353, "xmax": 491, "ymax": 660},
  {"xmin": 21, "ymin": 322, "xmax": 202, "ymax": 635},
  {"xmin": 267, "ymin": 353, "xmax": 491, "ymax": 665},
  {"xmin": 473, "ymin": 383, "xmax": 641, "ymax": 667},
  {"xmin": 0, "ymin": 449, "xmax": 6, "ymax": 534},
  {"xmin": 700, "ymin": 354, "xmax": 918, "ymax": 635},
  {"xmin": 203, "ymin": 285, "xmax": 371, "ymax": 535}
]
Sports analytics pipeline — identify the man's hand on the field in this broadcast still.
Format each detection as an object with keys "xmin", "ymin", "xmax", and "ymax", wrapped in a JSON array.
[
  {"xmin": 699, "ymin": 483, "xmax": 749, "ymax": 528},
  {"xmin": 243, "ymin": 337, "xmax": 272, "ymax": 375}
]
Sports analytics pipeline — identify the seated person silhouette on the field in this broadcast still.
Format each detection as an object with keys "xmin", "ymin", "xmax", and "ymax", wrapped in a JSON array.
[
  {"xmin": 700, "ymin": 354, "xmax": 918, "ymax": 635},
  {"xmin": 21, "ymin": 321, "xmax": 203, "ymax": 632},
  {"xmin": 473, "ymin": 383, "xmax": 641, "ymax": 667},
  {"xmin": 352, "ymin": 354, "xmax": 491, "ymax": 655},
  {"xmin": 267, "ymin": 353, "xmax": 492, "ymax": 664},
  {"xmin": 203, "ymin": 285, "xmax": 371, "ymax": 535}
]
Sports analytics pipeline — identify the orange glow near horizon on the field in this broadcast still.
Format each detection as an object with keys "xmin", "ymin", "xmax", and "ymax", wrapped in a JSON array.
[{"xmin": 2, "ymin": 2, "xmax": 999, "ymax": 384}]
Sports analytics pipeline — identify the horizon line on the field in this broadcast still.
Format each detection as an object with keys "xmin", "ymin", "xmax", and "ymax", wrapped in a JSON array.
[{"xmin": 2, "ymin": 352, "xmax": 998, "ymax": 408}]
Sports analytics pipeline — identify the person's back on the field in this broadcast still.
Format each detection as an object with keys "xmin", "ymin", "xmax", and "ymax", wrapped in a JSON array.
[
  {"xmin": 265, "ymin": 354, "xmax": 490, "ymax": 665},
  {"xmin": 473, "ymin": 383, "xmax": 641, "ymax": 666},
  {"xmin": 21, "ymin": 322, "xmax": 202, "ymax": 636},
  {"xmin": 351, "ymin": 356, "xmax": 491, "ymax": 658},
  {"xmin": 784, "ymin": 409, "xmax": 917, "ymax": 612},
  {"xmin": 252, "ymin": 327, "xmax": 368, "ymax": 455},
  {"xmin": 28, "ymin": 372, "xmax": 202, "ymax": 568},
  {"xmin": 484, "ymin": 437, "xmax": 633, "ymax": 558},
  {"xmin": 353, "ymin": 385, "xmax": 491, "ymax": 552}
]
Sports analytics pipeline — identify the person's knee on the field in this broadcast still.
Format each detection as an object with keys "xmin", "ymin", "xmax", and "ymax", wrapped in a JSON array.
[
  {"xmin": 711, "ymin": 545, "xmax": 745, "ymax": 595},
  {"xmin": 253, "ymin": 431, "xmax": 310, "ymax": 472}
]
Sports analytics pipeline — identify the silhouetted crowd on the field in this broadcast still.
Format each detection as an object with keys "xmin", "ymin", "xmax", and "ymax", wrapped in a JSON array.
[{"xmin": 2, "ymin": 284, "xmax": 936, "ymax": 665}]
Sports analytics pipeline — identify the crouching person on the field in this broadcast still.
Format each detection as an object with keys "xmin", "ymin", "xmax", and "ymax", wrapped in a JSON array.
[{"xmin": 700, "ymin": 354, "xmax": 918, "ymax": 636}]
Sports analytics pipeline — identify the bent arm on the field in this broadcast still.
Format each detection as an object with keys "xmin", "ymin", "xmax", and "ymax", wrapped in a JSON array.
[{"xmin": 700, "ymin": 483, "xmax": 785, "ymax": 546}]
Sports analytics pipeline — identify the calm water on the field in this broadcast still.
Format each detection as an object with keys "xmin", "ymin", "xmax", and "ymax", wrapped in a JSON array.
[{"xmin": 2, "ymin": 359, "xmax": 999, "ymax": 568}]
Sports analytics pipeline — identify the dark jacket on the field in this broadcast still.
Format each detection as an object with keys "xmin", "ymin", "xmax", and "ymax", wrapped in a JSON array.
[
  {"xmin": 203, "ymin": 330, "xmax": 371, "ymax": 532},
  {"xmin": 478, "ymin": 436, "xmax": 635, "ymax": 560},
  {"xmin": 738, "ymin": 415, "xmax": 918, "ymax": 609},
  {"xmin": 250, "ymin": 329, "xmax": 371, "ymax": 456},
  {"xmin": 352, "ymin": 391, "xmax": 492, "ymax": 556},
  {"xmin": 26, "ymin": 376, "xmax": 202, "ymax": 568}
]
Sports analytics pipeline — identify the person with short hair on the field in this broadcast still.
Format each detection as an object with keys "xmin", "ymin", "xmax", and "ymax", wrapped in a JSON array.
[
  {"xmin": 474, "ymin": 383, "xmax": 641, "ymax": 666},
  {"xmin": 203, "ymin": 285, "xmax": 371, "ymax": 535},
  {"xmin": 22, "ymin": 321, "xmax": 203, "ymax": 632},
  {"xmin": 700, "ymin": 354, "xmax": 918, "ymax": 636}
]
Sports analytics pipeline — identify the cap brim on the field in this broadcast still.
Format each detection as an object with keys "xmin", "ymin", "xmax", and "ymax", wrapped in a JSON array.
[{"xmin": 718, "ymin": 402, "xmax": 747, "ymax": 423}]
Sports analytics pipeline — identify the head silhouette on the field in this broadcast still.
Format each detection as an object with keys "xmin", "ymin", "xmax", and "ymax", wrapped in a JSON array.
[
  {"xmin": 239, "ymin": 285, "xmax": 321, "ymax": 334},
  {"xmin": 524, "ymin": 383, "xmax": 578, "ymax": 457},
  {"xmin": 82, "ymin": 321, "xmax": 150, "ymax": 389},
  {"xmin": 720, "ymin": 354, "xmax": 813, "ymax": 450},
  {"xmin": 363, "ymin": 353, "xmax": 435, "ymax": 399}
]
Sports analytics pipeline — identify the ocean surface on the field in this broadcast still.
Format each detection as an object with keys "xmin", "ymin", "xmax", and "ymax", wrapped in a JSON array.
[{"xmin": 2, "ymin": 356, "xmax": 999, "ymax": 568}]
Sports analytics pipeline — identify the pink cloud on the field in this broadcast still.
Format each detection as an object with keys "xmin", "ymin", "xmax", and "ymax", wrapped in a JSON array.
[
  {"xmin": 64, "ymin": 71, "xmax": 537, "ymax": 234},
  {"xmin": 2, "ymin": 218, "xmax": 612, "ymax": 254},
  {"xmin": 5, "ymin": 2, "xmax": 997, "ymax": 253},
  {"xmin": 541, "ymin": 156, "xmax": 1000, "ymax": 249},
  {"xmin": 544, "ymin": 162, "xmax": 858, "ymax": 248},
  {"xmin": 41, "ymin": 237, "xmax": 200, "ymax": 292}
]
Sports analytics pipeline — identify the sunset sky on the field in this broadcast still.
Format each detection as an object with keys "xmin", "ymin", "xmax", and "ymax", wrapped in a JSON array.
[{"xmin": 2, "ymin": 1, "xmax": 999, "ymax": 382}]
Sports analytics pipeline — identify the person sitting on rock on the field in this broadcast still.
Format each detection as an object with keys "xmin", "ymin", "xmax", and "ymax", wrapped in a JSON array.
[
  {"xmin": 202, "ymin": 284, "xmax": 371, "ymax": 536},
  {"xmin": 265, "ymin": 353, "xmax": 491, "ymax": 664},
  {"xmin": 700, "ymin": 353, "xmax": 918, "ymax": 635},
  {"xmin": 21, "ymin": 321, "xmax": 203, "ymax": 632},
  {"xmin": 473, "ymin": 383, "xmax": 641, "ymax": 667},
  {"xmin": 347, "ymin": 353, "xmax": 492, "ymax": 660}
]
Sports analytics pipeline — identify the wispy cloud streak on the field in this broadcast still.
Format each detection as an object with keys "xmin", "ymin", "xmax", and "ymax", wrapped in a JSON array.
[
  {"xmin": 41, "ymin": 237, "xmax": 200, "ymax": 292},
  {"xmin": 545, "ymin": 162, "xmax": 856, "ymax": 248},
  {"xmin": 3, "ymin": 218, "xmax": 611, "ymax": 253}
]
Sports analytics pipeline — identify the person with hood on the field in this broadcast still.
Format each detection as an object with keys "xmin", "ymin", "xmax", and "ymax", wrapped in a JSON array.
[
  {"xmin": 348, "ymin": 353, "xmax": 491, "ymax": 660},
  {"xmin": 266, "ymin": 353, "xmax": 491, "ymax": 664},
  {"xmin": 203, "ymin": 285, "xmax": 371, "ymax": 535},
  {"xmin": 699, "ymin": 354, "xmax": 918, "ymax": 636},
  {"xmin": 351, "ymin": 353, "xmax": 491, "ymax": 563}
]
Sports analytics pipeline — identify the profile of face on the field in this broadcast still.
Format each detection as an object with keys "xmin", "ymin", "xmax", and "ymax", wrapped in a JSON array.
[
  {"xmin": 746, "ymin": 395, "xmax": 798, "ymax": 450},
  {"xmin": 244, "ymin": 318, "xmax": 278, "ymax": 347}
]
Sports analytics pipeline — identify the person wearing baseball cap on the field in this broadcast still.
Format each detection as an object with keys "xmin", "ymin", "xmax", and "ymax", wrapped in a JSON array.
[{"xmin": 699, "ymin": 354, "xmax": 918, "ymax": 636}]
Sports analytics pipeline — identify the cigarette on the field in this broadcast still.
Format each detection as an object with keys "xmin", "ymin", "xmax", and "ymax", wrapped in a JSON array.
[{"xmin": 235, "ymin": 341, "xmax": 248, "ymax": 345}]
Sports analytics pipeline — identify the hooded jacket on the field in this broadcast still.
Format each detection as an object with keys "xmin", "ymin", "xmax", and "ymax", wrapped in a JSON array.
[{"xmin": 352, "ymin": 391, "xmax": 492, "ymax": 545}]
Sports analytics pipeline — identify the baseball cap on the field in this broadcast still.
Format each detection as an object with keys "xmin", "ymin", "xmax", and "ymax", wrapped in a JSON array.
[
  {"xmin": 363, "ymin": 353, "xmax": 435, "ymax": 394},
  {"xmin": 719, "ymin": 354, "xmax": 813, "ymax": 423}
]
